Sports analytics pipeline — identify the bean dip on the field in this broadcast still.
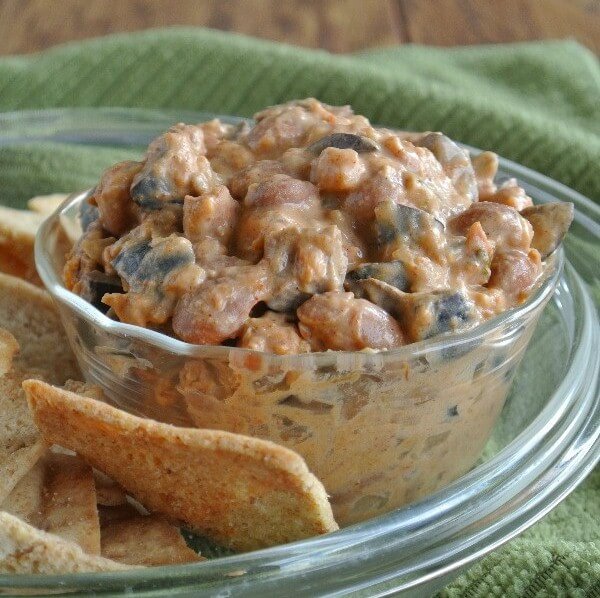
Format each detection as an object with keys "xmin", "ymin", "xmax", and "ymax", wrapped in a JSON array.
[
  {"xmin": 62, "ymin": 100, "xmax": 573, "ymax": 525},
  {"xmin": 64, "ymin": 99, "xmax": 573, "ymax": 352}
]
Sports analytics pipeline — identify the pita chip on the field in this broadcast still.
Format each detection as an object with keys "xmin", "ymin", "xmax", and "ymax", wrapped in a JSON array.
[
  {"xmin": 0, "ymin": 206, "xmax": 45, "ymax": 285},
  {"xmin": 0, "ymin": 329, "xmax": 19, "ymax": 376},
  {"xmin": 1, "ymin": 452, "xmax": 101, "ymax": 554},
  {"xmin": 0, "ymin": 458, "xmax": 45, "ymax": 525},
  {"xmin": 0, "ymin": 368, "xmax": 45, "ymax": 504},
  {"xmin": 0, "ymin": 512, "xmax": 136, "ymax": 574},
  {"xmin": 27, "ymin": 194, "xmax": 68, "ymax": 216},
  {"xmin": 25, "ymin": 380, "xmax": 338, "ymax": 551},
  {"xmin": 101, "ymin": 514, "xmax": 203, "ymax": 566},
  {"xmin": 0, "ymin": 275, "xmax": 79, "ymax": 503},
  {"xmin": 0, "ymin": 274, "xmax": 79, "ymax": 384},
  {"xmin": 94, "ymin": 470, "xmax": 128, "ymax": 507}
]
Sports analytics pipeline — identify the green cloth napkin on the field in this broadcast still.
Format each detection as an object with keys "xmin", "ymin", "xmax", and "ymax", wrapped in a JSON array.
[{"xmin": 0, "ymin": 28, "xmax": 597, "ymax": 596}]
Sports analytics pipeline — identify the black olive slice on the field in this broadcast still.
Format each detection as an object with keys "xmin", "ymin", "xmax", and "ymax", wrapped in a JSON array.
[
  {"xmin": 520, "ymin": 202, "xmax": 574, "ymax": 258},
  {"xmin": 307, "ymin": 133, "xmax": 379, "ymax": 155},
  {"xmin": 356, "ymin": 278, "xmax": 474, "ymax": 341},
  {"xmin": 345, "ymin": 261, "xmax": 410, "ymax": 295}
]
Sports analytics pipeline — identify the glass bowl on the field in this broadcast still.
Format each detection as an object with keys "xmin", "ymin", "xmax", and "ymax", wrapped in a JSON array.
[
  {"xmin": 0, "ymin": 108, "xmax": 597, "ymax": 596},
  {"xmin": 38, "ymin": 190, "xmax": 563, "ymax": 527}
]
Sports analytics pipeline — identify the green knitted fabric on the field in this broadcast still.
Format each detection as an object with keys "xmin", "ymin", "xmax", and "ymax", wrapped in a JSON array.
[{"xmin": 0, "ymin": 29, "xmax": 597, "ymax": 595}]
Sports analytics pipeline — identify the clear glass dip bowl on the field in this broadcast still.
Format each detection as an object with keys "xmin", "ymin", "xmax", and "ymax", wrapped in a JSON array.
[
  {"xmin": 37, "ymin": 189, "xmax": 563, "ymax": 527},
  {"xmin": 0, "ymin": 107, "xmax": 593, "ymax": 596}
]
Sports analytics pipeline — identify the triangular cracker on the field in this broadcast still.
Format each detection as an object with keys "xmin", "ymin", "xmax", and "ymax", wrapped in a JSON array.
[
  {"xmin": 1, "ymin": 458, "xmax": 45, "ymax": 524},
  {"xmin": 0, "ymin": 512, "xmax": 136, "ymax": 574},
  {"xmin": 101, "ymin": 514, "xmax": 203, "ymax": 566},
  {"xmin": 27, "ymin": 194, "xmax": 68, "ymax": 216},
  {"xmin": 94, "ymin": 470, "xmax": 128, "ymax": 507},
  {"xmin": 24, "ymin": 380, "xmax": 338, "ymax": 551},
  {"xmin": 41, "ymin": 453, "xmax": 101, "ymax": 554},
  {"xmin": 0, "ymin": 206, "xmax": 45, "ymax": 285},
  {"xmin": 0, "ymin": 276, "xmax": 78, "ymax": 503},
  {"xmin": 0, "ymin": 274, "xmax": 79, "ymax": 384},
  {"xmin": 1, "ymin": 452, "xmax": 101, "ymax": 554},
  {"xmin": 0, "ymin": 368, "xmax": 46, "ymax": 504},
  {"xmin": 98, "ymin": 503, "xmax": 143, "ymax": 527},
  {"xmin": 0, "ymin": 329, "xmax": 19, "ymax": 376}
]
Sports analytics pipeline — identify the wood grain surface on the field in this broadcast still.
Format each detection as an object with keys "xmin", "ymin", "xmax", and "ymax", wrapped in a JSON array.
[{"xmin": 0, "ymin": 0, "xmax": 597, "ymax": 55}]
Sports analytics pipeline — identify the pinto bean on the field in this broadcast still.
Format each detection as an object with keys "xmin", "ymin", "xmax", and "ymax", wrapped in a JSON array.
[
  {"xmin": 488, "ymin": 249, "xmax": 542, "ymax": 302},
  {"xmin": 172, "ymin": 266, "xmax": 272, "ymax": 345},
  {"xmin": 297, "ymin": 291, "xmax": 404, "ymax": 351},
  {"xmin": 236, "ymin": 176, "xmax": 321, "ymax": 262},
  {"xmin": 448, "ymin": 201, "xmax": 533, "ymax": 251},
  {"xmin": 208, "ymin": 140, "xmax": 255, "ymax": 182},
  {"xmin": 344, "ymin": 163, "xmax": 413, "ymax": 224},
  {"xmin": 244, "ymin": 174, "xmax": 320, "ymax": 209},
  {"xmin": 280, "ymin": 148, "xmax": 313, "ymax": 180},
  {"xmin": 91, "ymin": 161, "xmax": 141, "ymax": 236},
  {"xmin": 199, "ymin": 119, "xmax": 240, "ymax": 156}
]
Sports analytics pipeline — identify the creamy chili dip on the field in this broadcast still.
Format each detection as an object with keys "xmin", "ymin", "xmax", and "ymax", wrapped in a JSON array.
[{"xmin": 64, "ymin": 98, "xmax": 573, "ymax": 353}]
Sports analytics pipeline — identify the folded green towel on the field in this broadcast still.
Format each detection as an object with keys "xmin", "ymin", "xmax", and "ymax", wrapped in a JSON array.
[{"xmin": 0, "ymin": 29, "xmax": 597, "ymax": 596}]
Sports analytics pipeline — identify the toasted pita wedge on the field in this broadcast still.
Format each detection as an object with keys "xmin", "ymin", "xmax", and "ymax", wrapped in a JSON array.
[
  {"xmin": 1, "ymin": 459, "xmax": 45, "ymax": 525},
  {"xmin": 0, "ymin": 276, "xmax": 79, "ymax": 502},
  {"xmin": 1, "ymin": 453, "xmax": 101, "ymax": 554},
  {"xmin": 0, "ymin": 328, "xmax": 19, "ymax": 376},
  {"xmin": 0, "ymin": 368, "xmax": 46, "ymax": 504},
  {"xmin": 28, "ymin": 193, "xmax": 81, "ymax": 248},
  {"xmin": 101, "ymin": 514, "xmax": 203, "ymax": 566},
  {"xmin": 0, "ymin": 206, "xmax": 45, "ymax": 284},
  {"xmin": 0, "ymin": 512, "xmax": 136, "ymax": 574},
  {"xmin": 0, "ymin": 273, "xmax": 79, "ymax": 384},
  {"xmin": 25, "ymin": 380, "xmax": 338, "ymax": 551},
  {"xmin": 42, "ymin": 453, "xmax": 101, "ymax": 554},
  {"xmin": 27, "ymin": 194, "xmax": 69, "ymax": 216},
  {"xmin": 94, "ymin": 470, "xmax": 128, "ymax": 507},
  {"xmin": 99, "ymin": 503, "xmax": 143, "ymax": 527}
]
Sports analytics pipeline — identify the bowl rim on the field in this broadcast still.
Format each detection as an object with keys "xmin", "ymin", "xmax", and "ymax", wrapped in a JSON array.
[
  {"xmin": 35, "ymin": 189, "xmax": 564, "ymax": 364},
  {"xmin": 2, "ymin": 107, "xmax": 596, "ymax": 595}
]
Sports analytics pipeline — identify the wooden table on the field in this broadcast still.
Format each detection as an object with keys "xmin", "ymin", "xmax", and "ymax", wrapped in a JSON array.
[{"xmin": 0, "ymin": 0, "xmax": 598, "ymax": 55}]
